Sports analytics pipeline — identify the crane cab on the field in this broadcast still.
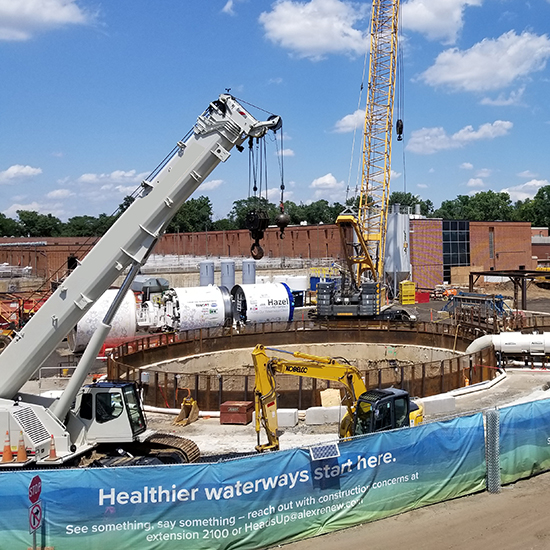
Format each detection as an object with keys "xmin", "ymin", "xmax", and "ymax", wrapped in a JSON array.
[
  {"xmin": 353, "ymin": 388, "xmax": 423, "ymax": 435},
  {"xmin": 73, "ymin": 381, "xmax": 147, "ymax": 444}
]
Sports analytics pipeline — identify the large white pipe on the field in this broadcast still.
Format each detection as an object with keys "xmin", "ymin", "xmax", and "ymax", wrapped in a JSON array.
[
  {"xmin": 465, "ymin": 334, "xmax": 494, "ymax": 354},
  {"xmin": 466, "ymin": 332, "xmax": 550, "ymax": 355}
]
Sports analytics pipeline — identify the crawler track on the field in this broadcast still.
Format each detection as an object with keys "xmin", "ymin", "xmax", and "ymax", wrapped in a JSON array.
[{"xmin": 145, "ymin": 433, "xmax": 201, "ymax": 463}]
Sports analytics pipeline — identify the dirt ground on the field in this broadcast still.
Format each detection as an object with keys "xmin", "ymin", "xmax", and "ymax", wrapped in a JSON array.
[{"xmin": 278, "ymin": 471, "xmax": 550, "ymax": 550}]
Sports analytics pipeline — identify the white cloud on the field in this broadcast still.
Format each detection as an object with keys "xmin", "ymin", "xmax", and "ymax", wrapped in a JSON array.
[
  {"xmin": 407, "ymin": 120, "xmax": 513, "ymax": 155},
  {"xmin": 277, "ymin": 148, "xmax": 295, "ymax": 157},
  {"xmin": 420, "ymin": 31, "xmax": 550, "ymax": 92},
  {"xmin": 46, "ymin": 188, "xmax": 74, "ymax": 199},
  {"xmin": 417, "ymin": 183, "xmax": 428, "ymax": 189},
  {"xmin": 460, "ymin": 162, "xmax": 473, "ymax": 170},
  {"xmin": 475, "ymin": 168, "xmax": 491, "ymax": 178},
  {"xmin": 76, "ymin": 169, "xmax": 147, "ymax": 186},
  {"xmin": 480, "ymin": 87, "xmax": 526, "ymax": 106},
  {"xmin": 466, "ymin": 178, "xmax": 485, "ymax": 188},
  {"xmin": 200, "ymin": 179, "xmax": 224, "ymax": 191},
  {"xmin": 113, "ymin": 185, "xmax": 137, "ymax": 196},
  {"xmin": 4, "ymin": 200, "xmax": 65, "ymax": 218},
  {"xmin": 390, "ymin": 169, "xmax": 402, "ymax": 179},
  {"xmin": 309, "ymin": 172, "xmax": 345, "ymax": 198},
  {"xmin": 517, "ymin": 170, "xmax": 538, "ymax": 179},
  {"xmin": 222, "ymin": 1, "xmax": 235, "ymax": 15},
  {"xmin": 0, "ymin": 0, "xmax": 93, "ymax": 41},
  {"xmin": 0, "ymin": 164, "xmax": 42, "ymax": 184},
  {"xmin": 259, "ymin": 0, "xmax": 369, "ymax": 60},
  {"xmin": 267, "ymin": 187, "xmax": 294, "ymax": 203},
  {"xmin": 402, "ymin": 0, "xmax": 482, "ymax": 45},
  {"xmin": 501, "ymin": 179, "xmax": 550, "ymax": 202},
  {"xmin": 334, "ymin": 108, "xmax": 364, "ymax": 133},
  {"xmin": 71, "ymin": 169, "xmax": 147, "ymax": 206}
]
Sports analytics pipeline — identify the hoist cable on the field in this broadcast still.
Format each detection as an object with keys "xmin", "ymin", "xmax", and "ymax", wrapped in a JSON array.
[{"xmin": 346, "ymin": 47, "xmax": 369, "ymax": 205}]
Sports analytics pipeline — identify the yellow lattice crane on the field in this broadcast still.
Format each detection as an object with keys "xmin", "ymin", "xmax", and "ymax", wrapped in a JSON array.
[{"xmin": 336, "ymin": 0, "xmax": 401, "ymax": 292}]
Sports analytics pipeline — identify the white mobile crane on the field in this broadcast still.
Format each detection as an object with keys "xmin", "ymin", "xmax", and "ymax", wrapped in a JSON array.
[{"xmin": 0, "ymin": 94, "xmax": 281, "ymax": 468}]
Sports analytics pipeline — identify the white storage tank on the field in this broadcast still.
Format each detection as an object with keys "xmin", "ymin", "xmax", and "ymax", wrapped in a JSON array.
[
  {"xmin": 493, "ymin": 332, "xmax": 550, "ymax": 355},
  {"xmin": 231, "ymin": 283, "xmax": 294, "ymax": 324},
  {"xmin": 242, "ymin": 258, "xmax": 257, "ymax": 284},
  {"xmin": 199, "ymin": 260, "xmax": 215, "ymax": 286},
  {"xmin": 68, "ymin": 289, "xmax": 138, "ymax": 353},
  {"xmin": 220, "ymin": 260, "xmax": 236, "ymax": 290},
  {"xmin": 169, "ymin": 285, "xmax": 233, "ymax": 331},
  {"xmin": 384, "ymin": 206, "xmax": 411, "ymax": 294}
]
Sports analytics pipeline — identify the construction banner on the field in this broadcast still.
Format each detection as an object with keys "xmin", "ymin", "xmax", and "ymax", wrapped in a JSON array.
[
  {"xmin": 499, "ymin": 398, "xmax": 550, "ymax": 485},
  {"xmin": 0, "ymin": 414, "xmax": 485, "ymax": 550}
]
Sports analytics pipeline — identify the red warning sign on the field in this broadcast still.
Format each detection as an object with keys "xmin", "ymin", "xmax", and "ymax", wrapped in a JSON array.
[{"xmin": 28, "ymin": 475, "xmax": 42, "ymax": 504}]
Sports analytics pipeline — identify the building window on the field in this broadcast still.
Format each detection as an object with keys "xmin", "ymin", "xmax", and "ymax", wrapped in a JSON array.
[
  {"xmin": 489, "ymin": 227, "xmax": 494, "ymax": 259},
  {"xmin": 442, "ymin": 220, "xmax": 470, "ymax": 283}
]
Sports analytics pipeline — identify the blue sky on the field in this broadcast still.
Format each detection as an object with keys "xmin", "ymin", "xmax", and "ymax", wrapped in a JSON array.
[{"xmin": 1, "ymin": 0, "xmax": 550, "ymax": 222}]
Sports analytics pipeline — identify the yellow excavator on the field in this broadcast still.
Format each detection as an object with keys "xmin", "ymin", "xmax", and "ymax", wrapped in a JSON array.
[{"xmin": 252, "ymin": 344, "xmax": 423, "ymax": 452}]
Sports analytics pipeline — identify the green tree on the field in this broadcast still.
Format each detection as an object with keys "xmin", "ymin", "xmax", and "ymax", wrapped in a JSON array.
[
  {"xmin": 228, "ymin": 197, "xmax": 278, "ymax": 229},
  {"xmin": 389, "ymin": 192, "xmax": 434, "ymax": 216},
  {"xmin": 118, "ymin": 195, "xmax": 135, "ymax": 214},
  {"xmin": 166, "ymin": 196, "xmax": 214, "ymax": 233},
  {"xmin": 282, "ymin": 201, "xmax": 306, "ymax": 225},
  {"xmin": 433, "ymin": 191, "xmax": 515, "ymax": 221},
  {"xmin": 211, "ymin": 218, "xmax": 237, "ymax": 231},
  {"xmin": 433, "ymin": 195, "xmax": 471, "ymax": 219},
  {"xmin": 523, "ymin": 186, "xmax": 550, "ymax": 227},
  {"xmin": 302, "ymin": 200, "xmax": 335, "ymax": 224},
  {"xmin": 17, "ymin": 211, "xmax": 63, "ymax": 237},
  {"xmin": 61, "ymin": 215, "xmax": 102, "ymax": 237},
  {"xmin": 466, "ymin": 190, "xmax": 514, "ymax": 221},
  {"xmin": 0, "ymin": 213, "xmax": 23, "ymax": 237}
]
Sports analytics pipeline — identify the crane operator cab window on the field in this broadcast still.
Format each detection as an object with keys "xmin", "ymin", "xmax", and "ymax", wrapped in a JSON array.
[
  {"xmin": 123, "ymin": 384, "xmax": 146, "ymax": 434},
  {"xmin": 96, "ymin": 392, "xmax": 124, "ymax": 424}
]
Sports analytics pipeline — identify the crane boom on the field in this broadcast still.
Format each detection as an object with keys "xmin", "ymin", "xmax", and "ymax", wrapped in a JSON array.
[
  {"xmin": 0, "ymin": 95, "xmax": 281, "ymax": 401},
  {"xmin": 337, "ymin": 0, "xmax": 400, "ymax": 286}
]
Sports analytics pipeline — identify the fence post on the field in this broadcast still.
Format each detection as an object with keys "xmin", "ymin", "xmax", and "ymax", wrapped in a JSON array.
[
  {"xmin": 421, "ymin": 364, "xmax": 426, "ymax": 397},
  {"xmin": 485, "ymin": 408, "xmax": 501, "ymax": 493}
]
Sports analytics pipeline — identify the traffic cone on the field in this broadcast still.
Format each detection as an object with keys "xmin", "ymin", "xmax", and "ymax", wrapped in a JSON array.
[
  {"xmin": 47, "ymin": 434, "xmax": 57, "ymax": 460},
  {"xmin": 16, "ymin": 431, "xmax": 27, "ymax": 462},
  {"xmin": 2, "ymin": 430, "xmax": 13, "ymax": 463}
]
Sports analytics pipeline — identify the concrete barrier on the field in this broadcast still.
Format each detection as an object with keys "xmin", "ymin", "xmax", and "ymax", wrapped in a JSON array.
[
  {"xmin": 420, "ymin": 394, "xmax": 456, "ymax": 416},
  {"xmin": 305, "ymin": 405, "xmax": 346, "ymax": 425},
  {"xmin": 253, "ymin": 408, "xmax": 299, "ymax": 428}
]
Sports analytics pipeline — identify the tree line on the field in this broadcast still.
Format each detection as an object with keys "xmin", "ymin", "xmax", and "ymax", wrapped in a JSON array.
[{"xmin": 1, "ymin": 187, "xmax": 550, "ymax": 238}]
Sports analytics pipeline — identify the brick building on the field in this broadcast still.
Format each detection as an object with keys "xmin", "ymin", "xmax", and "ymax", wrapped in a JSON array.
[
  {"xmin": 409, "ymin": 218, "xmax": 444, "ymax": 290},
  {"xmin": 0, "ymin": 237, "xmax": 99, "ymax": 280},
  {"xmin": 155, "ymin": 224, "xmax": 342, "ymax": 259},
  {"xmin": 0, "ymin": 219, "xmax": 536, "ymax": 291}
]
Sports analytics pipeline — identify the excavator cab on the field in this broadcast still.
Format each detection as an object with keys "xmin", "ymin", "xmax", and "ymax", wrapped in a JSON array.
[{"xmin": 353, "ymin": 388, "xmax": 421, "ymax": 435}]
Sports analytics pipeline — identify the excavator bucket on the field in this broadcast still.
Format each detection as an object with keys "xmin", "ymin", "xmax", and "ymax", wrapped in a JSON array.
[{"xmin": 173, "ymin": 390, "xmax": 199, "ymax": 427}]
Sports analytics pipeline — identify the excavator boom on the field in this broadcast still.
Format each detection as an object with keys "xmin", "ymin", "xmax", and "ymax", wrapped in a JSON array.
[{"xmin": 252, "ymin": 344, "xmax": 422, "ymax": 453}]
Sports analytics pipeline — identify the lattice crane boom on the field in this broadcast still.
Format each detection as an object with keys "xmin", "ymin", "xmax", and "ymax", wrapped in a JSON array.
[{"xmin": 337, "ymin": 0, "xmax": 400, "ymax": 286}]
